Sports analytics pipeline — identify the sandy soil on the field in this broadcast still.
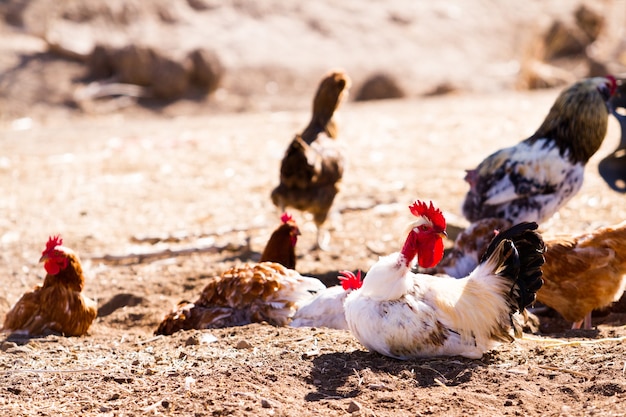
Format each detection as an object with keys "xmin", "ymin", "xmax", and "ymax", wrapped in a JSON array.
[{"xmin": 2, "ymin": 1, "xmax": 626, "ymax": 416}]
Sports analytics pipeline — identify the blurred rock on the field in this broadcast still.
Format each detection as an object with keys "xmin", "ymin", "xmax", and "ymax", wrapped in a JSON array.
[
  {"xmin": 575, "ymin": 5, "xmax": 605, "ymax": 42},
  {"xmin": 354, "ymin": 73, "xmax": 405, "ymax": 101},
  {"xmin": 543, "ymin": 20, "xmax": 588, "ymax": 60},
  {"xmin": 188, "ymin": 48, "xmax": 224, "ymax": 94},
  {"xmin": 422, "ymin": 82, "xmax": 458, "ymax": 97},
  {"xmin": 150, "ymin": 54, "xmax": 191, "ymax": 99},
  {"xmin": 518, "ymin": 59, "xmax": 576, "ymax": 90},
  {"xmin": 87, "ymin": 44, "xmax": 114, "ymax": 80},
  {"xmin": 111, "ymin": 45, "xmax": 156, "ymax": 86}
]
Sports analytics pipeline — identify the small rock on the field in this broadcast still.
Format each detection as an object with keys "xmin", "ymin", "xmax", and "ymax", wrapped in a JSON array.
[
  {"xmin": 261, "ymin": 398, "xmax": 273, "ymax": 409},
  {"xmin": 354, "ymin": 73, "xmax": 405, "ymax": 101},
  {"xmin": 347, "ymin": 400, "xmax": 362, "ymax": 413},
  {"xmin": 185, "ymin": 336, "xmax": 200, "ymax": 346},
  {"xmin": 235, "ymin": 340, "xmax": 253, "ymax": 349},
  {"xmin": 188, "ymin": 48, "xmax": 224, "ymax": 94},
  {"xmin": 0, "ymin": 341, "xmax": 18, "ymax": 352}
]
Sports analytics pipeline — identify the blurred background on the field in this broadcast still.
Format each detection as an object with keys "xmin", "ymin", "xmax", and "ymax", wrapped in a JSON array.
[{"xmin": 0, "ymin": 0, "xmax": 625, "ymax": 123}]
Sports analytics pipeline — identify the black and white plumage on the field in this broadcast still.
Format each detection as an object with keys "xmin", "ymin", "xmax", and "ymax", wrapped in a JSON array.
[
  {"xmin": 463, "ymin": 76, "xmax": 616, "ymax": 225},
  {"xmin": 344, "ymin": 217, "xmax": 545, "ymax": 360}
]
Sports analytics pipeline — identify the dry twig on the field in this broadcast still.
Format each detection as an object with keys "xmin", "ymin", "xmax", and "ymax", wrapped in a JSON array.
[
  {"xmin": 89, "ymin": 241, "xmax": 248, "ymax": 265},
  {"xmin": 536, "ymin": 365, "xmax": 591, "ymax": 380}
]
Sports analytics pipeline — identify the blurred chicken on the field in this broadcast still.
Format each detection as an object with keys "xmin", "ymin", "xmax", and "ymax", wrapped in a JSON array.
[
  {"xmin": 155, "ymin": 213, "xmax": 325, "ymax": 335},
  {"xmin": 463, "ymin": 76, "xmax": 616, "ymax": 225},
  {"xmin": 290, "ymin": 269, "xmax": 363, "ymax": 329},
  {"xmin": 436, "ymin": 218, "xmax": 626, "ymax": 329},
  {"xmin": 2, "ymin": 236, "xmax": 97, "ymax": 337},
  {"xmin": 344, "ymin": 200, "xmax": 545, "ymax": 359},
  {"xmin": 271, "ymin": 70, "xmax": 351, "ymax": 250}
]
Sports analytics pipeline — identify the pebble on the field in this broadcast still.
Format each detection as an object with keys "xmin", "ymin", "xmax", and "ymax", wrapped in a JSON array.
[{"xmin": 235, "ymin": 340, "xmax": 253, "ymax": 349}]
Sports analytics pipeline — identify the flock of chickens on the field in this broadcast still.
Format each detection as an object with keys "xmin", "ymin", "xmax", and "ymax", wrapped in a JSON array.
[{"xmin": 2, "ymin": 71, "xmax": 626, "ymax": 361}]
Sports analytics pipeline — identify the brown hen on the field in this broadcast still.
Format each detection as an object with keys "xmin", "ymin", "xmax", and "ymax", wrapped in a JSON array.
[
  {"xmin": 436, "ymin": 218, "xmax": 626, "ymax": 329},
  {"xmin": 155, "ymin": 214, "xmax": 325, "ymax": 335},
  {"xmin": 271, "ymin": 70, "xmax": 351, "ymax": 250},
  {"xmin": 2, "ymin": 236, "xmax": 97, "ymax": 337}
]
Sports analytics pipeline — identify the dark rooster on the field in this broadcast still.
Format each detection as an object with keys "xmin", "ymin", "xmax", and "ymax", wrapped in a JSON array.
[
  {"xmin": 2, "ymin": 236, "xmax": 97, "ymax": 337},
  {"xmin": 344, "ymin": 201, "xmax": 545, "ymax": 359},
  {"xmin": 463, "ymin": 76, "xmax": 616, "ymax": 225},
  {"xmin": 155, "ymin": 214, "xmax": 325, "ymax": 335},
  {"xmin": 271, "ymin": 70, "xmax": 351, "ymax": 250}
]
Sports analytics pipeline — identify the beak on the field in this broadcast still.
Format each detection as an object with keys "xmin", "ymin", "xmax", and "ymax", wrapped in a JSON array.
[
  {"xmin": 439, "ymin": 231, "xmax": 448, "ymax": 239},
  {"xmin": 39, "ymin": 254, "xmax": 48, "ymax": 263}
]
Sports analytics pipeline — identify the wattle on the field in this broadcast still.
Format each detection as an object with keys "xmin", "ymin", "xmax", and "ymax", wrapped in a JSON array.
[
  {"xmin": 417, "ymin": 236, "xmax": 444, "ymax": 269},
  {"xmin": 44, "ymin": 260, "xmax": 61, "ymax": 275}
]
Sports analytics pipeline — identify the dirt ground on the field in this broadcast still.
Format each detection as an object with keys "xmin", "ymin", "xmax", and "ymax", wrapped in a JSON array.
[{"xmin": 2, "ymin": 1, "xmax": 626, "ymax": 416}]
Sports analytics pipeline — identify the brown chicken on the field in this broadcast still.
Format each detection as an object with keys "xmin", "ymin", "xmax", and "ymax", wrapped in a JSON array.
[
  {"xmin": 271, "ymin": 70, "xmax": 351, "ymax": 250},
  {"xmin": 155, "ymin": 214, "xmax": 325, "ymax": 335},
  {"xmin": 2, "ymin": 236, "xmax": 97, "ymax": 337},
  {"xmin": 436, "ymin": 219, "xmax": 626, "ymax": 329}
]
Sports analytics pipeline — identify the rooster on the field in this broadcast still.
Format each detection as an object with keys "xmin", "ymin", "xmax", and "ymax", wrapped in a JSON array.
[
  {"xmin": 436, "ymin": 218, "xmax": 626, "ymax": 330},
  {"xmin": 463, "ymin": 76, "xmax": 616, "ymax": 225},
  {"xmin": 344, "ymin": 200, "xmax": 545, "ymax": 360},
  {"xmin": 290, "ymin": 269, "xmax": 363, "ymax": 330},
  {"xmin": 271, "ymin": 70, "xmax": 351, "ymax": 250},
  {"xmin": 155, "ymin": 213, "xmax": 325, "ymax": 335},
  {"xmin": 2, "ymin": 236, "xmax": 97, "ymax": 337}
]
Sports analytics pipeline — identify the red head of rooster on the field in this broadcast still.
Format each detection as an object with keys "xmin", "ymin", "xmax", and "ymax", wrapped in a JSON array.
[
  {"xmin": 400, "ymin": 200, "xmax": 447, "ymax": 268},
  {"xmin": 338, "ymin": 270, "xmax": 363, "ymax": 291},
  {"xmin": 40, "ymin": 235, "xmax": 69, "ymax": 275},
  {"xmin": 281, "ymin": 212, "xmax": 300, "ymax": 247}
]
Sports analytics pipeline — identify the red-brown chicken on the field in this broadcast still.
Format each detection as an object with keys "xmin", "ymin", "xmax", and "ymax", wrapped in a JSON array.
[
  {"xmin": 436, "ymin": 219, "xmax": 626, "ymax": 329},
  {"xmin": 2, "ymin": 236, "xmax": 97, "ymax": 337},
  {"xmin": 155, "ymin": 214, "xmax": 325, "ymax": 335},
  {"xmin": 271, "ymin": 70, "xmax": 351, "ymax": 250}
]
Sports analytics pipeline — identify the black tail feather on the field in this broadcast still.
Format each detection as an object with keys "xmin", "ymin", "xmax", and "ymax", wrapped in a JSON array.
[{"xmin": 480, "ymin": 222, "xmax": 545, "ymax": 311}]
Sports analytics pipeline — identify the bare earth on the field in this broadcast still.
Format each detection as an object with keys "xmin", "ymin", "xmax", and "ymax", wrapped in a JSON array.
[{"xmin": 2, "ymin": 1, "xmax": 626, "ymax": 416}]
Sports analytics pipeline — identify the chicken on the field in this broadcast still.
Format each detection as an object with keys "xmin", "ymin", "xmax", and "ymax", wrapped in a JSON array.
[
  {"xmin": 2, "ymin": 236, "xmax": 97, "ymax": 337},
  {"xmin": 344, "ymin": 200, "xmax": 545, "ymax": 359},
  {"xmin": 463, "ymin": 76, "xmax": 616, "ymax": 225},
  {"xmin": 436, "ymin": 218, "xmax": 626, "ymax": 329},
  {"xmin": 271, "ymin": 70, "xmax": 351, "ymax": 250},
  {"xmin": 290, "ymin": 269, "xmax": 363, "ymax": 330},
  {"xmin": 538, "ymin": 222, "xmax": 626, "ymax": 329},
  {"xmin": 155, "ymin": 214, "xmax": 325, "ymax": 335}
]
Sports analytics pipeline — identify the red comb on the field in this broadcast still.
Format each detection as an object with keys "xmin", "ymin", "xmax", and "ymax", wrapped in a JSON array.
[
  {"xmin": 409, "ymin": 200, "xmax": 446, "ymax": 231},
  {"xmin": 280, "ymin": 212, "xmax": 294, "ymax": 224},
  {"xmin": 607, "ymin": 75, "xmax": 617, "ymax": 96},
  {"xmin": 45, "ymin": 235, "xmax": 63, "ymax": 252},
  {"xmin": 338, "ymin": 270, "xmax": 363, "ymax": 291}
]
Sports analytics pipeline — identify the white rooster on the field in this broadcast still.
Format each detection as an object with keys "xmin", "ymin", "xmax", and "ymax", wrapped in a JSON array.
[
  {"xmin": 344, "ymin": 200, "xmax": 545, "ymax": 360},
  {"xmin": 290, "ymin": 270, "xmax": 363, "ymax": 329}
]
